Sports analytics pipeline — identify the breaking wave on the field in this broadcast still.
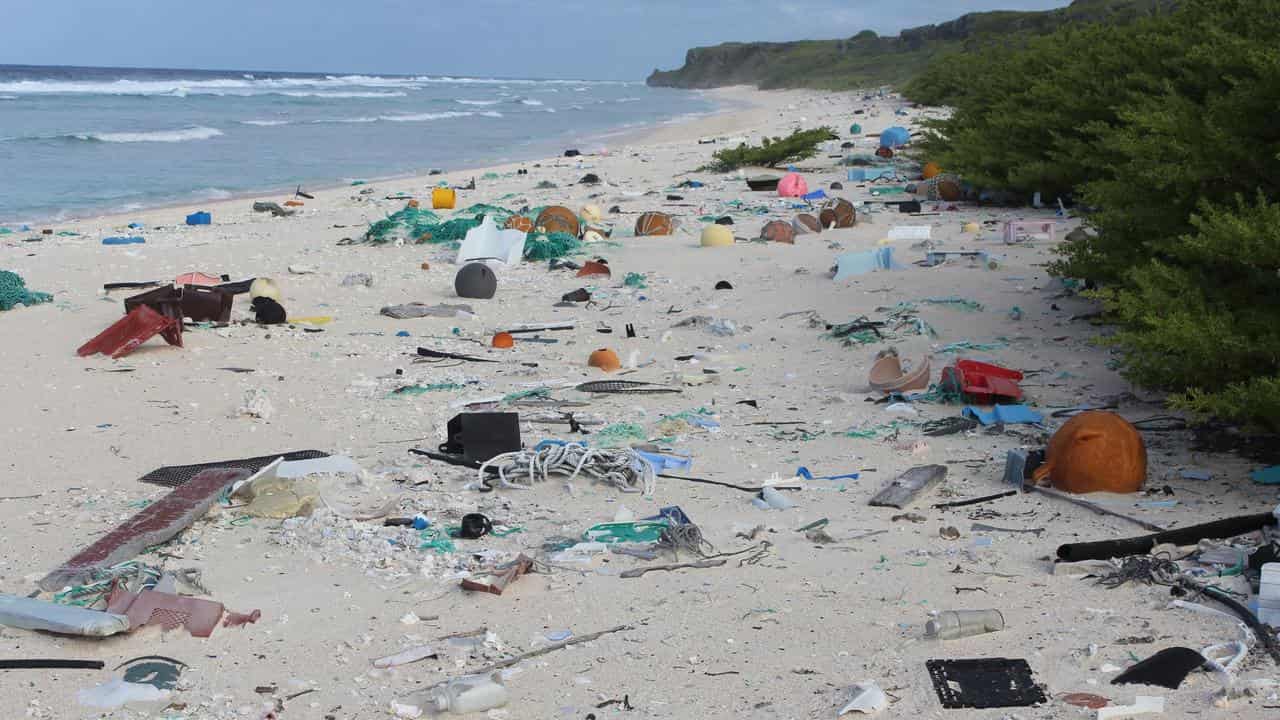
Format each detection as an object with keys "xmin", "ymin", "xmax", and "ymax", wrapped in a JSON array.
[{"xmin": 75, "ymin": 126, "xmax": 225, "ymax": 143}]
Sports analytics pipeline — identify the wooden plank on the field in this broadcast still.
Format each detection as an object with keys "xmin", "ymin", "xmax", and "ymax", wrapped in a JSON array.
[{"xmin": 868, "ymin": 465, "xmax": 948, "ymax": 509}]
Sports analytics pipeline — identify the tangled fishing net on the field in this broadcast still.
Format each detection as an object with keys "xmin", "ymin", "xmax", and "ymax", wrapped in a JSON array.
[
  {"xmin": 0, "ymin": 270, "xmax": 53, "ymax": 311},
  {"xmin": 358, "ymin": 204, "xmax": 521, "ymax": 245},
  {"xmin": 479, "ymin": 443, "xmax": 656, "ymax": 494},
  {"xmin": 523, "ymin": 232, "xmax": 582, "ymax": 261}
]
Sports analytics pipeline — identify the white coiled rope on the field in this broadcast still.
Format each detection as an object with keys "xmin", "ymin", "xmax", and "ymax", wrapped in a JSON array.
[{"xmin": 478, "ymin": 444, "xmax": 655, "ymax": 495}]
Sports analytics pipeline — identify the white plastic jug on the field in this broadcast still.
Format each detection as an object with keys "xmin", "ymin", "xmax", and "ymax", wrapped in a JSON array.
[{"xmin": 431, "ymin": 672, "xmax": 509, "ymax": 714}]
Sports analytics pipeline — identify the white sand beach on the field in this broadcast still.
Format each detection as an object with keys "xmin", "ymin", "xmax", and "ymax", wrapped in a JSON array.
[{"xmin": 1, "ymin": 86, "xmax": 1275, "ymax": 719}]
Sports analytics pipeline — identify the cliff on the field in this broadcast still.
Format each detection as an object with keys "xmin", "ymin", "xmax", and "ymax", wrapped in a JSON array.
[{"xmin": 646, "ymin": 0, "xmax": 1172, "ymax": 90}]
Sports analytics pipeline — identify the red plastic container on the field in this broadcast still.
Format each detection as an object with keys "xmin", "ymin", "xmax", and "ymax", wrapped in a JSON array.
[
  {"xmin": 78, "ymin": 305, "xmax": 181, "ymax": 359},
  {"xmin": 940, "ymin": 360, "xmax": 1023, "ymax": 404}
]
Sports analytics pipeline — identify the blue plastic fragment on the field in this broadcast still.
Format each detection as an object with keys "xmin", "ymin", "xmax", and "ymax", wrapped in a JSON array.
[
  {"xmin": 962, "ymin": 405, "xmax": 1044, "ymax": 426},
  {"xmin": 1251, "ymin": 466, "xmax": 1280, "ymax": 485}
]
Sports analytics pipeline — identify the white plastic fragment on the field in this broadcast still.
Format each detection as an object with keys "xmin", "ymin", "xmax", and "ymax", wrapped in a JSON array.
[
  {"xmin": 838, "ymin": 681, "xmax": 888, "ymax": 715},
  {"xmin": 1096, "ymin": 695, "xmax": 1165, "ymax": 720},
  {"xmin": 374, "ymin": 645, "xmax": 437, "ymax": 669},
  {"xmin": 0, "ymin": 594, "xmax": 130, "ymax": 637},
  {"xmin": 753, "ymin": 486, "xmax": 794, "ymax": 510},
  {"xmin": 78, "ymin": 679, "xmax": 170, "ymax": 709}
]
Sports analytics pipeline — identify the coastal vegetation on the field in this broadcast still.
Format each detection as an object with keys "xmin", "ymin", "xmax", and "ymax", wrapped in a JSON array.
[
  {"xmin": 703, "ymin": 127, "xmax": 837, "ymax": 172},
  {"xmin": 908, "ymin": 0, "xmax": 1280, "ymax": 430}
]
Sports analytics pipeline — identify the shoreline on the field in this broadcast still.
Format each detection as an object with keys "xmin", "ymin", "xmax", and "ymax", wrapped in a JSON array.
[{"xmin": 2, "ymin": 87, "xmax": 762, "ymax": 230}]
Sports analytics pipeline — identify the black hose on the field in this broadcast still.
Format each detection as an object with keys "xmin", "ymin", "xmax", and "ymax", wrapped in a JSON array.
[
  {"xmin": 1058, "ymin": 512, "xmax": 1276, "ymax": 562},
  {"xmin": 1184, "ymin": 581, "xmax": 1280, "ymax": 666},
  {"xmin": 0, "ymin": 659, "xmax": 104, "ymax": 670}
]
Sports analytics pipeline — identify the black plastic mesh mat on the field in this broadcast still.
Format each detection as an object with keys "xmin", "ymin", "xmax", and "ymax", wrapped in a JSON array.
[
  {"xmin": 926, "ymin": 658, "xmax": 1046, "ymax": 709},
  {"xmin": 137, "ymin": 450, "xmax": 329, "ymax": 488}
]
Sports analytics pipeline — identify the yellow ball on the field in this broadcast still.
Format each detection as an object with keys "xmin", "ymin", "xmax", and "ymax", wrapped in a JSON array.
[
  {"xmin": 700, "ymin": 224, "xmax": 734, "ymax": 247},
  {"xmin": 580, "ymin": 204, "xmax": 603, "ymax": 224},
  {"xmin": 963, "ymin": 222, "xmax": 981, "ymax": 234}
]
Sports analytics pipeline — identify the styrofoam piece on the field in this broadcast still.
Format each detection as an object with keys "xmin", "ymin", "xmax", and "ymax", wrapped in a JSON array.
[
  {"xmin": 887, "ymin": 225, "xmax": 931, "ymax": 241},
  {"xmin": 1096, "ymin": 696, "xmax": 1165, "ymax": 720},
  {"xmin": 839, "ymin": 682, "xmax": 889, "ymax": 715},
  {"xmin": 456, "ymin": 217, "xmax": 527, "ymax": 266},
  {"xmin": 0, "ymin": 594, "xmax": 130, "ymax": 637},
  {"xmin": 277, "ymin": 455, "xmax": 362, "ymax": 478}
]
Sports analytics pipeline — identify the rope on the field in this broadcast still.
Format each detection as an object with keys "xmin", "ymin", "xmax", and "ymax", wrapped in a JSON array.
[
  {"xmin": 478, "ymin": 443, "xmax": 655, "ymax": 495},
  {"xmin": 658, "ymin": 523, "xmax": 715, "ymax": 558}
]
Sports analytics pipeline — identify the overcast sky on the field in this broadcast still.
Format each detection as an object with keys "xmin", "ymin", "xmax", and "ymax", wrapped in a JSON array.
[{"xmin": 3, "ymin": 1, "xmax": 1069, "ymax": 80}]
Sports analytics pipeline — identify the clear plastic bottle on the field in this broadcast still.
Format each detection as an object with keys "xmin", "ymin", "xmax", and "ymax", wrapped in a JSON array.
[
  {"xmin": 431, "ymin": 672, "xmax": 509, "ymax": 714},
  {"xmin": 925, "ymin": 609, "xmax": 1004, "ymax": 640}
]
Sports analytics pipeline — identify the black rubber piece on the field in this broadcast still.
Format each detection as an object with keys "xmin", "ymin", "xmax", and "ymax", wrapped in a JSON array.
[
  {"xmin": 1057, "ymin": 512, "xmax": 1277, "ymax": 562},
  {"xmin": 0, "ymin": 659, "xmax": 105, "ymax": 670},
  {"xmin": 1111, "ymin": 647, "xmax": 1205, "ymax": 689},
  {"xmin": 138, "ymin": 450, "xmax": 328, "ymax": 488},
  {"xmin": 927, "ymin": 658, "xmax": 1046, "ymax": 709}
]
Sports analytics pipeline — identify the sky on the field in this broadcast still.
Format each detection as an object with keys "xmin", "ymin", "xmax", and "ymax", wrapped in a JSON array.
[{"xmin": 2, "ymin": 0, "xmax": 1070, "ymax": 80}]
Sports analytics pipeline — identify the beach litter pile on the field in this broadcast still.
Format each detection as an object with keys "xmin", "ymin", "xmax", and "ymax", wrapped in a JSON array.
[{"xmin": 4, "ymin": 88, "xmax": 1280, "ymax": 720}]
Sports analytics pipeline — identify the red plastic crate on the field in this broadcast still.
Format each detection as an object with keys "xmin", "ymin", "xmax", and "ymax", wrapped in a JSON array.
[
  {"xmin": 940, "ymin": 360, "xmax": 1023, "ymax": 404},
  {"xmin": 78, "ymin": 305, "xmax": 181, "ymax": 359}
]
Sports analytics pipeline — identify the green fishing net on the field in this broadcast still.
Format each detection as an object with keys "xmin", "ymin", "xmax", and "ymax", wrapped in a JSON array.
[
  {"xmin": 455, "ymin": 203, "xmax": 516, "ymax": 227},
  {"xmin": 0, "ymin": 270, "xmax": 53, "ymax": 311},
  {"xmin": 363, "ymin": 207, "xmax": 442, "ymax": 244},
  {"xmin": 361, "ymin": 204, "xmax": 523, "ymax": 245},
  {"xmin": 594, "ymin": 422, "xmax": 647, "ymax": 447},
  {"xmin": 523, "ymin": 232, "xmax": 582, "ymax": 260}
]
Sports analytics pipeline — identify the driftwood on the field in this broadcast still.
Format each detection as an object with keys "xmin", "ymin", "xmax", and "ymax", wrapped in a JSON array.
[
  {"xmin": 620, "ymin": 558, "xmax": 727, "ymax": 578},
  {"xmin": 473, "ymin": 624, "xmax": 634, "ymax": 672}
]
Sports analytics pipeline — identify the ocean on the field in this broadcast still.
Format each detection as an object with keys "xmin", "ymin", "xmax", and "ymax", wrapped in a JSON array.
[{"xmin": 0, "ymin": 64, "xmax": 714, "ymax": 224}]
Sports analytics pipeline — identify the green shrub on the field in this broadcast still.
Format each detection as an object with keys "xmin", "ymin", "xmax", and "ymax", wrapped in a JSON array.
[
  {"xmin": 907, "ymin": 0, "xmax": 1280, "ymax": 431},
  {"xmin": 704, "ymin": 127, "xmax": 837, "ymax": 172}
]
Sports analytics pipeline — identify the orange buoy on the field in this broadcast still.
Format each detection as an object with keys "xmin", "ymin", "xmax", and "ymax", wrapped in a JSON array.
[
  {"xmin": 535, "ymin": 206, "xmax": 580, "ymax": 236},
  {"xmin": 505, "ymin": 215, "xmax": 534, "ymax": 233},
  {"xmin": 284, "ymin": 200, "xmax": 304, "ymax": 207},
  {"xmin": 759, "ymin": 220, "xmax": 796, "ymax": 244},
  {"xmin": 1032, "ymin": 411, "xmax": 1147, "ymax": 494},
  {"xmin": 922, "ymin": 162, "xmax": 943, "ymax": 180},
  {"xmin": 634, "ymin": 212, "xmax": 674, "ymax": 237},
  {"xmin": 492, "ymin": 332, "xmax": 514, "ymax": 349},
  {"xmin": 588, "ymin": 348, "xmax": 621, "ymax": 372}
]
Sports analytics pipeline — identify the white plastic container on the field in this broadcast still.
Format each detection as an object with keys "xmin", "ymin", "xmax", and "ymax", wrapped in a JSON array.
[
  {"xmin": 431, "ymin": 672, "xmax": 509, "ymax": 714},
  {"xmin": 1257, "ymin": 562, "xmax": 1280, "ymax": 625}
]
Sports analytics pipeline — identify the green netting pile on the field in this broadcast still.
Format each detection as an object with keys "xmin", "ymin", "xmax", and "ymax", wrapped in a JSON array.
[
  {"xmin": 456, "ymin": 203, "xmax": 516, "ymax": 227},
  {"xmin": 0, "ymin": 270, "xmax": 52, "ymax": 311},
  {"xmin": 523, "ymin": 232, "xmax": 582, "ymax": 261},
  {"xmin": 362, "ymin": 207, "xmax": 442, "ymax": 244},
  {"xmin": 361, "ymin": 204, "xmax": 525, "ymax": 245}
]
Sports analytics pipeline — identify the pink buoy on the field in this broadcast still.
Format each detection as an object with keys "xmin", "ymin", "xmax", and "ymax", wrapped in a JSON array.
[{"xmin": 777, "ymin": 173, "xmax": 808, "ymax": 198}]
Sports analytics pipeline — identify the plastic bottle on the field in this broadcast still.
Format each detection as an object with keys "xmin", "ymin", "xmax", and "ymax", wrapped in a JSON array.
[
  {"xmin": 1257, "ymin": 563, "xmax": 1280, "ymax": 625},
  {"xmin": 925, "ymin": 609, "xmax": 1004, "ymax": 640},
  {"xmin": 431, "ymin": 673, "xmax": 509, "ymax": 714}
]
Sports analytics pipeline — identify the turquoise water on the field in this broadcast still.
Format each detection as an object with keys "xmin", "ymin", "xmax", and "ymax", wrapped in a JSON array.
[{"xmin": 0, "ymin": 64, "xmax": 713, "ymax": 223}]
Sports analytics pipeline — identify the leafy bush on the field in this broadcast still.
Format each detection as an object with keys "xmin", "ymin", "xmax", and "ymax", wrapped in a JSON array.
[
  {"xmin": 704, "ymin": 127, "xmax": 837, "ymax": 172},
  {"xmin": 906, "ymin": 0, "xmax": 1280, "ymax": 431}
]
